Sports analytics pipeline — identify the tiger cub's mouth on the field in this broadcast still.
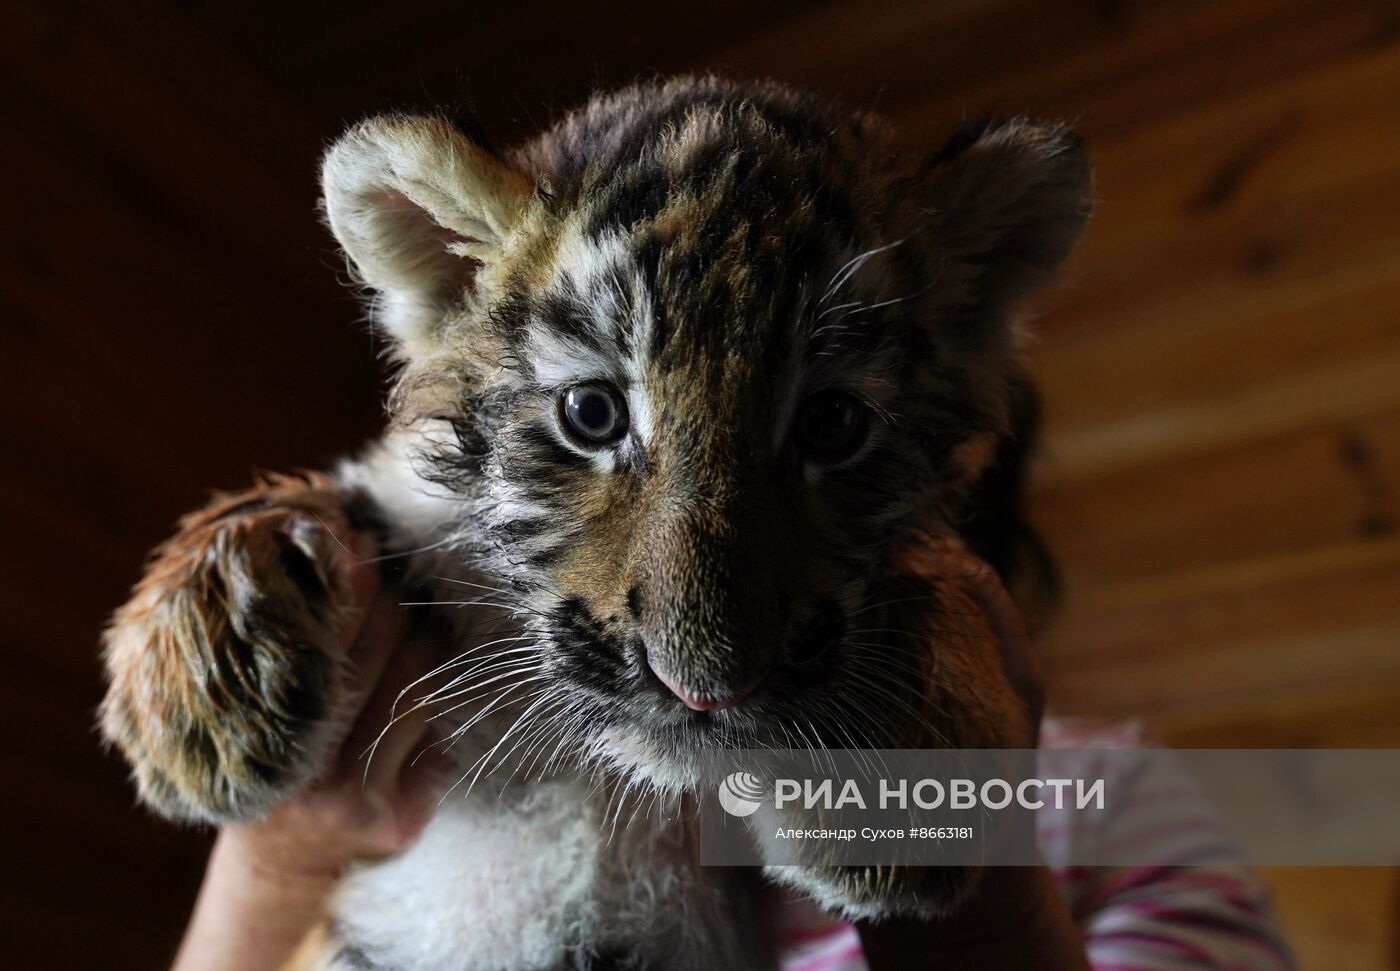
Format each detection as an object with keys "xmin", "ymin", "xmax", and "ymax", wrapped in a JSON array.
[{"xmin": 530, "ymin": 594, "xmax": 956, "ymax": 787}]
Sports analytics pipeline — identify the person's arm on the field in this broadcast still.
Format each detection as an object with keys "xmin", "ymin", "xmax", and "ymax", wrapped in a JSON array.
[
  {"xmin": 171, "ymin": 538, "xmax": 451, "ymax": 971},
  {"xmin": 1042, "ymin": 722, "xmax": 1296, "ymax": 971},
  {"xmin": 173, "ymin": 827, "xmax": 341, "ymax": 971}
]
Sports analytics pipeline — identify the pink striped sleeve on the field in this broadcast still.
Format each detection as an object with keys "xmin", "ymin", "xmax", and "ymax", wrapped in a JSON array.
[
  {"xmin": 1039, "ymin": 719, "xmax": 1296, "ymax": 971},
  {"xmin": 771, "ymin": 719, "xmax": 1295, "ymax": 970},
  {"xmin": 774, "ymin": 896, "xmax": 868, "ymax": 971}
]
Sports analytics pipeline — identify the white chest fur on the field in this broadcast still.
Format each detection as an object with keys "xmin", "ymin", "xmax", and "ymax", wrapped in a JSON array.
[{"xmin": 330, "ymin": 778, "xmax": 764, "ymax": 970}]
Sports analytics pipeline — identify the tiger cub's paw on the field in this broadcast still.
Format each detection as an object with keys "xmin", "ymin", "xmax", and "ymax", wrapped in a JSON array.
[{"xmin": 101, "ymin": 472, "xmax": 368, "ymax": 823}]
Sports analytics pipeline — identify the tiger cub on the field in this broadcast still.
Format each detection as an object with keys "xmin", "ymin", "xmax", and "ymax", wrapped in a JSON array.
[{"xmin": 102, "ymin": 76, "xmax": 1090, "ymax": 969}]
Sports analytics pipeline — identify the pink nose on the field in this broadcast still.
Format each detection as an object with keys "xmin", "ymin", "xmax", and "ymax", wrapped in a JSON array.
[{"xmin": 647, "ymin": 658, "xmax": 759, "ymax": 711}]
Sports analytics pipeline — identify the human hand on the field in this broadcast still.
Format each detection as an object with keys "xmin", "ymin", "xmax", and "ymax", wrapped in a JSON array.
[
  {"xmin": 856, "ymin": 545, "xmax": 1087, "ymax": 970},
  {"xmin": 895, "ymin": 539, "xmax": 1046, "ymax": 742},
  {"xmin": 173, "ymin": 530, "xmax": 453, "ymax": 971},
  {"xmin": 220, "ymin": 529, "xmax": 454, "ymax": 883}
]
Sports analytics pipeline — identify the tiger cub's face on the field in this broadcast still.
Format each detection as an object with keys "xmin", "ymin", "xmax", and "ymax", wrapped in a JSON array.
[{"xmin": 322, "ymin": 78, "xmax": 1090, "ymax": 784}]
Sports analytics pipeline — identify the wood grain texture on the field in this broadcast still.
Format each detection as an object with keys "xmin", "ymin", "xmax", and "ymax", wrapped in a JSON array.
[{"xmin": 2, "ymin": 0, "xmax": 1395, "ymax": 967}]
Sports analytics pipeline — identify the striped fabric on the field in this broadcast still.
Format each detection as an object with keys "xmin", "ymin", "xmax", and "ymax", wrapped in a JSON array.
[{"xmin": 775, "ymin": 719, "xmax": 1296, "ymax": 970}]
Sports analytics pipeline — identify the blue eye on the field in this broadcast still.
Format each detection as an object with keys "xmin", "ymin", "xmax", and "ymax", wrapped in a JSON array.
[
  {"xmin": 560, "ymin": 383, "xmax": 629, "ymax": 446},
  {"xmin": 797, "ymin": 391, "xmax": 869, "ymax": 464}
]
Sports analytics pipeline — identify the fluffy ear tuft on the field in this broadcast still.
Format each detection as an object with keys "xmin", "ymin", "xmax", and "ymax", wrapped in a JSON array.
[
  {"xmin": 321, "ymin": 115, "xmax": 533, "ymax": 360},
  {"xmin": 920, "ymin": 117, "xmax": 1093, "ymax": 336}
]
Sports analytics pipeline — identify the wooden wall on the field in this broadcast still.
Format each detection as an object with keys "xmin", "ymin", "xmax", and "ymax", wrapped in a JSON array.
[{"xmin": 3, "ymin": 1, "xmax": 1396, "ymax": 968}]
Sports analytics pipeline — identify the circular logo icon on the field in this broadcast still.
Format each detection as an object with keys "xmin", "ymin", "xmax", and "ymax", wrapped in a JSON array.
[{"xmin": 718, "ymin": 771, "xmax": 767, "ymax": 817}]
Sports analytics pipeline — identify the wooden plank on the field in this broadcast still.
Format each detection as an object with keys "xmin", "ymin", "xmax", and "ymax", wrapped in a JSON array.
[
  {"xmin": 1031, "ymin": 408, "xmax": 1400, "ymax": 586},
  {"xmin": 1016, "ymin": 44, "xmax": 1400, "ymax": 479},
  {"xmin": 1029, "ymin": 259, "xmax": 1400, "ymax": 460},
  {"xmin": 1050, "ymin": 617, "xmax": 1400, "ymax": 726},
  {"xmin": 1036, "ymin": 40, "xmax": 1400, "ymax": 346},
  {"xmin": 1254, "ymin": 868, "xmax": 1394, "ymax": 971},
  {"xmin": 190, "ymin": 0, "xmax": 818, "ymax": 142},
  {"xmin": 891, "ymin": 0, "xmax": 1398, "ymax": 139},
  {"xmin": 1037, "ymin": 346, "xmax": 1400, "ymax": 493},
  {"xmin": 1049, "ymin": 536, "xmax": 1400, "ymax": 652},
  {"xmin": 713, "ymin": 0, "xmax": 1196, "ymax": 117},
  {"xmin": 1043, "ymin": 538, "xmax": 1400, "ymax": 721},
  {"xmin": 1158, "ymin": 680, "xmax": 1400, "ymax": 747},
  {"xmin": 2, "ymin": 0, "xmax": 325, "ymax": 280},
  {"xmin": 707, "ymin": 0, "xmax": 1396, "ymax": 147},
  {"xmin": 0, "ymin": 73, "xmax": 383, "ymax": 474}
]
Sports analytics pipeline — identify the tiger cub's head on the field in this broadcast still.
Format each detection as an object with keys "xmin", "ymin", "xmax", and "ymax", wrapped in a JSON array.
[{"xmin": 322, "ymin": 76, "xmax": 1090, "ymax": 785}]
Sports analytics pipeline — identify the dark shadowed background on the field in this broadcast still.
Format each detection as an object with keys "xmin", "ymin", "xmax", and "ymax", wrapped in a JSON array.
[{"xmin": 3, "ymin": 1, "xmax": 1398, "ymax": 968}]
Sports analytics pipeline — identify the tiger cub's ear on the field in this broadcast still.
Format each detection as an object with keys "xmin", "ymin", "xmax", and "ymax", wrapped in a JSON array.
[
  {"xmin": 917, "ymin": 117, "xmax": 1093, "ymax": 346},
  {"xmin": 321, "ymin": 115, "xmax": 534, "ymax": 361}
]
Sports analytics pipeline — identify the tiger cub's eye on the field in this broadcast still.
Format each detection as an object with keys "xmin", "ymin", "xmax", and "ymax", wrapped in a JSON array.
[
  {"xmin": 560, "ymin": 383, "xmax": 629, "ymax": 446},
  {"xmin": 796, "ymin": 390, "xmax": 869, "ymax": 464}
]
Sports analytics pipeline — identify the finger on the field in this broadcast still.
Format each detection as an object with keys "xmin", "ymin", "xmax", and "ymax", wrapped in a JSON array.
[
  {"xmin": 339, "ymin": 628, "xmax": 440, "ymax": 790},
  {"xmin": 393, "ymin": 747, "xmax": 456, "ymax": 840},
  {"xmin": 909, "ymin": 545, "xmax": 1046, "ymax": 729},
  {"xmin": 303, "ymin": 523, "xmax": 380, "ymax": 657},
  {"xmin": 351, "ymin": 747, "xmax": 455, "ymax": 856},
  {"xmin": 337, "ymin": 530, "xmax": 382, "ymax": 649},
  {"xmin": 363, "ymin": 702, "xmax": 434, "ymax": 797},
  {"xmin": 340, "ymin": 589, "xmax": 409, "ymax": 722},
  {"xmin": 311, "ymin": 598, "xmax": 411, "ymax": 788},
  {"xmin": 950, "ymin": 554, "xmax": 1043, "ymax": 722},
  {"xmin": 290, "ymin": 592, "xmax": 403, "ymax": 774}
]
